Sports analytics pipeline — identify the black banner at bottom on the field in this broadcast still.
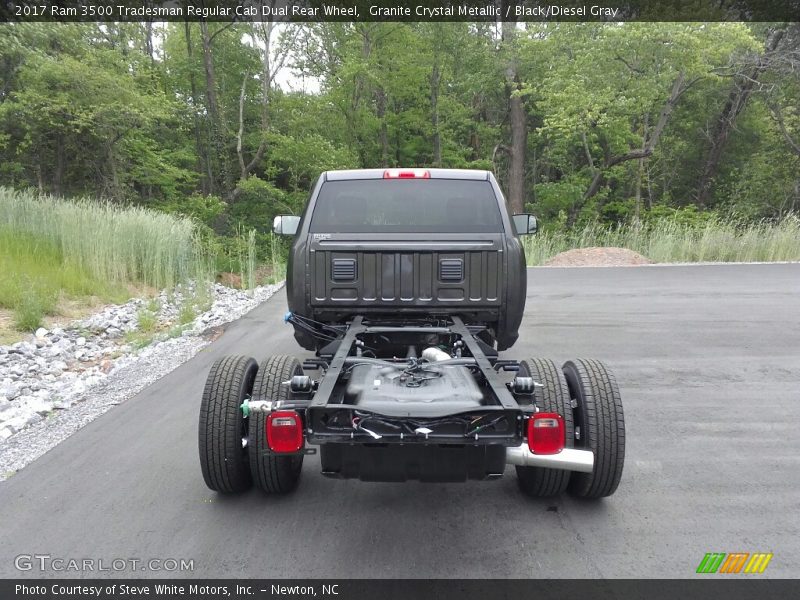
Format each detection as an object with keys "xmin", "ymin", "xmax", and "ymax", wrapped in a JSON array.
[{"xmin": 3, "ymin": 579, "xmax": 800, "ymax": 600}]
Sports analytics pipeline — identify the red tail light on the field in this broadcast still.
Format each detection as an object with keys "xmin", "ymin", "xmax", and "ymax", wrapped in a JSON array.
[
  {"xmin": 527, "ymin": 412, "xmax": 565, "ymax": 455},
  {"xmin": 266, "ymin": 410, "xmax": 304, "ymax": 453},
  {"xmin": 383, "ymin": 169, "xmax": 430, "ymax": 179}
]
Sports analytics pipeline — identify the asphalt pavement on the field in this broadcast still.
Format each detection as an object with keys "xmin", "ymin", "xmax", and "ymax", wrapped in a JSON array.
[{"xmin": 1, "ymin": 264, "xmax": 798, "ymax": 578}]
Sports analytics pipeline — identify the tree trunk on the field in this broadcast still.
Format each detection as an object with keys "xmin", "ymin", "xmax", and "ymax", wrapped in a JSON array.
[
  {"xmin": 348, "ymin": 25, "xmax": 373, "ymax": 166},
  {"xmin": 199, "ymin": 21, "xmax": 231, "ymax": 196},
  {"xmin": 184, "ymin": 22, "xmax": 210, "ymax": 194},
  {"xmin": 502, "ymin": 16, "xmax": 527, "ymax": 215},
  {"xmin": 376, "ymin": 87, "xmax": 389, "ymax": 167},
  {"xmin": 468, "ymin": 95, "xmax": 485, "ymax": 161},
  {"xmin": 430, "ymin": 57, "xmax": 442, "ymax": 166},
  {"xmin": 695, "ymin": 27, "xmax": 786, "ymax": 207},
  {"xmin": 236, "ymin": 72, "xmax": 248, "ymax": 177},
  {"xmin": 53, "ymin": 135, "xmax": 65, "ymax": 196},
  {"xmin": 634, "ymin": 115, "xmax": 649, "ymax": 221},
  {"xmin": 144, "ymin": 22, "xmax": 155, "ymax": 69},
  {"xmin": 770, "ymin": 102, "xmax": 800, "ymax": 157}
]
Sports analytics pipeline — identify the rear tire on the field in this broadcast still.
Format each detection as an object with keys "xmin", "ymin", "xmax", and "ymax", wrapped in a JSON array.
[
  {"xmin": 198, "ymin": 355, "xmax": 258, "ymax": 493},
  {"xmin": 514, "ymin": 358, "xmax": 574, "ymax": 497},
  {"xmin": 563, "ymin": 359, "xmax": 625, "ymax": 499},
  {"xmin": 249, "ymin": 355, "xmax": 305, "ymax": 494}
]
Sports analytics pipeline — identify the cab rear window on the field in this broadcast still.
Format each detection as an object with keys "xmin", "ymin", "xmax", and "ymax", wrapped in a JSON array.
[{"xmin": 308, "ymin": 179, "xmax": 504, "ymax": 233}]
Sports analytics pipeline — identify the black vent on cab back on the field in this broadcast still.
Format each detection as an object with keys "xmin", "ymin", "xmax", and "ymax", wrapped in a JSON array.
[
  {"xmin": 439, "ymin": 259, "xmax": 463, "ymax": 282},
  {"xmin": 332, "ymin": 258, "xmax": 357, "ymax": 281}
]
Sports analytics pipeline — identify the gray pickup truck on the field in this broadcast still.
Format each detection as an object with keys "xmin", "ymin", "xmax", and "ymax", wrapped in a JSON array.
[{"xmin": 198, "ymin": 168, "xmax": 625, "ymax": 500}]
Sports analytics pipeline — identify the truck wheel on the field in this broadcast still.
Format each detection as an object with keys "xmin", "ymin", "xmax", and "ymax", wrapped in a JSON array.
[
  {"xmin": 514, "ymin": 358, "xmax": 574, "ymax": 497},
  {"xmin": 198, "ymin": 355, "xmax": 258, "ymax": 493},
  {"xmin": 563, "ymin": 359, "xmax": 625, "ymax": 499},
  {"xmin": 249, "ymin": 355, "xmax": 305, "ymax": 494}
]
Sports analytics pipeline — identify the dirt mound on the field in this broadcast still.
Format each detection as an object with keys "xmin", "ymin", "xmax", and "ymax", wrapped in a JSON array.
[{"xmin": 544, "ymin": 247, "xmax": 652, "ymax": 267}]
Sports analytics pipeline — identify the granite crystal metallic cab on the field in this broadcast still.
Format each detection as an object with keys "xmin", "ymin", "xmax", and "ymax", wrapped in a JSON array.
[{"xmin": 198, "ymin": 169, "xmax": 625, "ymax": 498}]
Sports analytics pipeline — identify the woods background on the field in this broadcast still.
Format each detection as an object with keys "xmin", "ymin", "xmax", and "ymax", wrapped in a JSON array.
[{"xmin": 1, "ymin": 20, "xmax": 799, "ymax": 240}]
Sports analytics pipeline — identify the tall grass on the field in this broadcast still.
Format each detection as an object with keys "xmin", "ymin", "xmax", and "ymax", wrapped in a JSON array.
[
  {"xmin": 268, "ymin": 231, "xmax": 287, "ymax": 285},
  {"xmin": 0, "ymin": 187, "xmax": 203, "ymax": 289},
  {"xmin": 0, "ymin": 227, "xmax": 130, "ymax": 330},
  {"xmin": 230, "ymin": 225, "xmax": 258, "ymax": 291},
  {"xmin": 523, "ymin": 215, "xmax": 800, "ymax": 265},
  {"xmin": 246, "ymin": 229, "xmax": 257, "ymax": 291}
]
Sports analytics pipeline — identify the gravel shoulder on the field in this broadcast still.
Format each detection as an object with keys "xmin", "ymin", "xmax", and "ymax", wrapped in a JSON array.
[{"xmin": 0, "ymin": 282, "xmax": 283, "ymax": 479}]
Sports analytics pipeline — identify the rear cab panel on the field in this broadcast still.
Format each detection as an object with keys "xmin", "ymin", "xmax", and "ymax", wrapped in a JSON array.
[{"xmin": 286, "ymin": 169, "xmax": 527, "ymax": 349}]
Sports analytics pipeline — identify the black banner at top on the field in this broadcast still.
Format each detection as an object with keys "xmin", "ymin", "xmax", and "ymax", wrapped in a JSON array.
[{"xmin": 1, "ymin": 0, "xmax": 799, "ymax": 23}]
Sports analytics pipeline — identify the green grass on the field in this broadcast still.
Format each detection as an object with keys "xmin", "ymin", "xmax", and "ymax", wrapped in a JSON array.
[
  {"xmin": 523, "ymin": 215, "xmax": 800, "ymax": 265},
  {"xmin": 146, "ymin": 297, "xmax": 161, "ymax": 313},
  {"xmin": 0, "ymin": 227, "xmax": 130, "ymax": 331},
  {"xmin": 178, "ymin": 303, "xmax": 196, "ymax": 325},
  {"xmin": 136, "ymin": 308, "xmax": 157, "ymax": 333},
  {"xmin": 0, "ymin": 187, "xmax": 206, "ymax": 289},
  {"xmin": 0, "ymin": 187, "xmax": 216, "ymax": 336},
  {"xmin": 124, "ymin": 330, "xmax": 155, "ymax": 350}
]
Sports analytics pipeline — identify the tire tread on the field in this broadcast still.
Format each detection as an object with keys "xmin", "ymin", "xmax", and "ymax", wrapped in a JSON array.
[
  {"xmin": 249, "ymin": 355, "xmax": 304, "ymax": 494},
  {"xmin": 564, "ymin": 358, "xmax": 625, "ymax": 499},
  {"xmin": 198, "ymin": 355, "xmax": 257, "ymax": 493},
  {"xmin": 515, "ymin": 358, "xmax": 574, "ymax": 497}
]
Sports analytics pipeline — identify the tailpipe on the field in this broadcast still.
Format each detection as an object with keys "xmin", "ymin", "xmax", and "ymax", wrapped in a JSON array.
[{"xmin": 505, "ymin": 445, "xmax": 594, "ymax": 473}]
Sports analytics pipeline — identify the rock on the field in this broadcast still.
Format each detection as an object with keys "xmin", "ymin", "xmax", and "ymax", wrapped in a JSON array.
[
  {"xmin": 106, "ymin": 327, "xmax": 122, "ymax": 337},
  {"xmin": 0, "ymin": 382, "xmax": 18, "ymax": 400},
  {"xmin": 27, "ymin": 413, "xmax": 44, "ymax": 426},
  {"xmin": 0, "ymin": 427, "xmax": 13, "ymax": 441},
  {"xmin": 49, "ymin": 360, "xmax": 68, "ymax": 375},
  {"xmin": 76, "ymin": 337, "xmax": 86, "ymax": 347},
  {"xmin": 35, "ymin": 327, "xmax": 48, "ymax": 338}
]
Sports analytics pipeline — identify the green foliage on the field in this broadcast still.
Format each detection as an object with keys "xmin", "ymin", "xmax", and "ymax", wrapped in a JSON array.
[
  {"xmin": 136, "ymin": 308, "xmax": 157, "ymax": 334},
  {"xmin": 13, "ymin": 285, "xmax": 54, "ymax": 331},
  {"xmin": 178, "ymin": 303, "xmax": 196, "ymax": 326},
  {"xmin": 0, "ymin": 187, "xmax": 202, "ymax": 289},
  {"xmin": 0, "ymin": 225, "xmax": 130, "ymax": 330},
  {"xmin": 228, "ymin": 176, "xmax": 289, "ymax": 234},
  {"xmin": 124, "ymin": 330, "xmax": 155, "ymax": 350},
  {"xmin": 164, "ymin": 193, "xmax": 227, "ymax": 227},
  {"xmin": 0, "ymin": 21, "xmax": 797, "ymax": 274}
]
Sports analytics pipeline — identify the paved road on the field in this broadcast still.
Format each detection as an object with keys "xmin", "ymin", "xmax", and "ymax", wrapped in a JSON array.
[{"xmin": 1, "ymin": 264, "xmax": 798, "ymax": 578}]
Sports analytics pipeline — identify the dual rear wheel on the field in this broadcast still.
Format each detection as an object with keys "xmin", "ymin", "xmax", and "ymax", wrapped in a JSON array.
[
  {"xmin": 515, "ymin": 358, "xmax": 625, "ymax": 499},
  {"xmin": 198, "ymin": 354, "xmax": 304, "ymax": 495},
  {"xmin": 198, "ymin": 353, "xmax": 625, "ymax": 499}
]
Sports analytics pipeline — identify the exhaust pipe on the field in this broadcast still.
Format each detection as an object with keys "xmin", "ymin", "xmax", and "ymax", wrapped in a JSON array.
[{"xmin": 506, "ymin": 445, "xmax": 594, "ymax": 473}]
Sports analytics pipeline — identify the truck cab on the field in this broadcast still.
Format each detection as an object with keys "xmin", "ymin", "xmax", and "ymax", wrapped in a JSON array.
[{"xmin": 276, "ymin": 168, "xmax": 534, "ymax": 351}]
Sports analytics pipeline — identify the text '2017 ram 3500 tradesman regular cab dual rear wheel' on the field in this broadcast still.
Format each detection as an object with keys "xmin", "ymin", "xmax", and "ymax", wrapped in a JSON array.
[{"xmin": 198, "ymin": 168, "xmax": 625, "ymax": 498}]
